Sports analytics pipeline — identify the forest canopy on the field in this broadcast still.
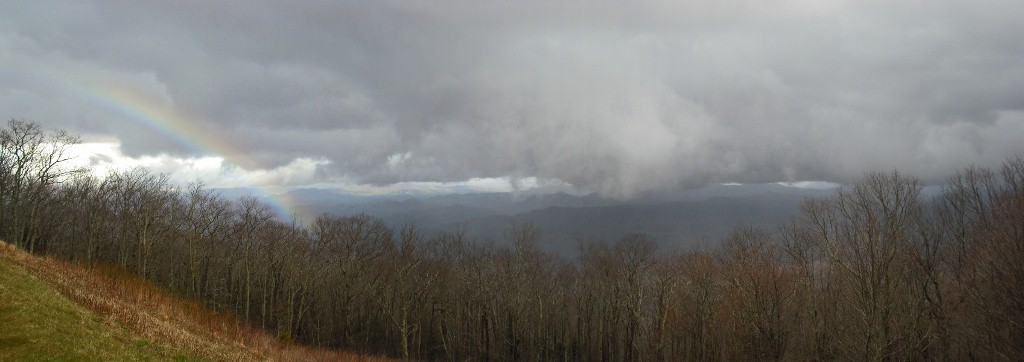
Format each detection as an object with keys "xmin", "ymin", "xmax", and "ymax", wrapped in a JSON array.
[{"xmin": 2, "ymin": 119, "xmax": 1022, "ymax": 360}]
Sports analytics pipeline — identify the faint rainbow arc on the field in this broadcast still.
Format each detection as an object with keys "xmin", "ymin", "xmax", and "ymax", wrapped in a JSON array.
[{"xmin": 68, "ymin": 76, "xmax": 305, "ymax": 219}]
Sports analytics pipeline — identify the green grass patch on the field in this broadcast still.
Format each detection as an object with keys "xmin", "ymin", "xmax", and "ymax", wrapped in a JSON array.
[{"xmin": 0, "ymin": 257, "xmax": 203, "ymax": 361}]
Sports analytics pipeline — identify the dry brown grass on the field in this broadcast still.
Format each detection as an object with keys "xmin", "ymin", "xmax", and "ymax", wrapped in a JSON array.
[{"xmin": 0, "ymin": 240, "xmax": 395, "ymax": 362}]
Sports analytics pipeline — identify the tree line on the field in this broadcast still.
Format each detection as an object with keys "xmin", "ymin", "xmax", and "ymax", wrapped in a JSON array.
[{"xmin": 2, "ymin": 119, "xmax": 1022, "ymax": 361}]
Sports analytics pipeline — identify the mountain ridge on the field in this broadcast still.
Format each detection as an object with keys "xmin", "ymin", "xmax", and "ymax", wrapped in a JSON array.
[{"xmin": 282, "ymin": 185, "xmax": 826, "ymax": 256}]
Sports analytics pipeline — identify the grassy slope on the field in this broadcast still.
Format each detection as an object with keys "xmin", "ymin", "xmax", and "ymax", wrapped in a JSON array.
[
  {"xmin": 0, "ymin": 241, "xmax": 390, "ymax": 361},
  {"xmin": 0, "ymin": 250, "xmax": 195, "ymax": 361}
]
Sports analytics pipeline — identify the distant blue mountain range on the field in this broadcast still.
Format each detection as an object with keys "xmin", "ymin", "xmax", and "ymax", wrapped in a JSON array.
[{"xmin": 215, "ymin": 183, "xmax": 837, "ymax": 257}]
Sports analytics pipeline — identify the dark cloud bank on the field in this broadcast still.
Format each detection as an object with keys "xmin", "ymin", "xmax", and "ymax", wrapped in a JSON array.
[{"xmin": 2, "ymin": 0, "xmax": 1023, "ymax": 197}]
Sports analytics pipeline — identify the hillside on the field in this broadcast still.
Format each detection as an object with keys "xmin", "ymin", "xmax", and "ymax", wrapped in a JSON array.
[
  {"xmin": 0, "ymin": 245, "xmax": 197, "ymax": 360},
  {"xmin": 0, "ymin": 240, "xmax": 388, "ymax": 361}
]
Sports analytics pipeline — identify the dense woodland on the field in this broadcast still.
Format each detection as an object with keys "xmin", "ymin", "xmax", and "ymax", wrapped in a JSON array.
[{"xmin": 2, "ymin": 119, "xmax": 1023, "ymax": 361}]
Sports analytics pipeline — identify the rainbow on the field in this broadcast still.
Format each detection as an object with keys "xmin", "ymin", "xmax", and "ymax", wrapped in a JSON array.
[{"xmin": 65, "ymin": 74, "xmax": 307, "ymax": 220}]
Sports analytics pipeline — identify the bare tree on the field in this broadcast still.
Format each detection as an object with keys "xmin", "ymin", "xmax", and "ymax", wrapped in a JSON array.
[
  {"xmin": 787, "ymin": 171, "xmax": 930, "ymax": 361},
  {"xmin": 939, "ymin": 158, "xmax": 1024, "ymax": 359},
  {"xmin": 677, "ymin": 249, "xmax": 723, "ymax": 360},
  {"xmin": 0, "ymin": 119, "xmax": 81, "ymax": 252},
  {"xmin": 719, "ymin": 227, "xmax": 797, "ymax": 360},
  {"xmin": 232, "ymin": 196, "xmax": 275, "ymax": 322},
  {"xmin": 311, "ymin": 213, "xmax": 393, "ymax": 348},
  {"xmin": 176, "ymin": 181, "xmax": 234, "ymax": 298},
  {"xmin": 376, "ymin": 222, "xmax": 432, "ymax": 359}
]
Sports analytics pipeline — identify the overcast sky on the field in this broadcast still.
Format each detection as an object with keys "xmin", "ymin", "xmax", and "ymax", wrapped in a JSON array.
[{"xmin": 2, "ymin": 0, "xmax": 1022, "ymax": 197}]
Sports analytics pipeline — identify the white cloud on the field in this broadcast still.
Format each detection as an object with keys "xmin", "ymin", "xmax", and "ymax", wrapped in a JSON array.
[{"xmin": 68, "ymin": 142, "xmax": 328, "ymax": 188}]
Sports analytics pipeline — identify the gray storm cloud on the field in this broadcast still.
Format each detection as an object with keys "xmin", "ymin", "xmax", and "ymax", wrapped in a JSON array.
[{"xmin": 1, "ymin": 0, "xmax": 1023, "ymax": 197}]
